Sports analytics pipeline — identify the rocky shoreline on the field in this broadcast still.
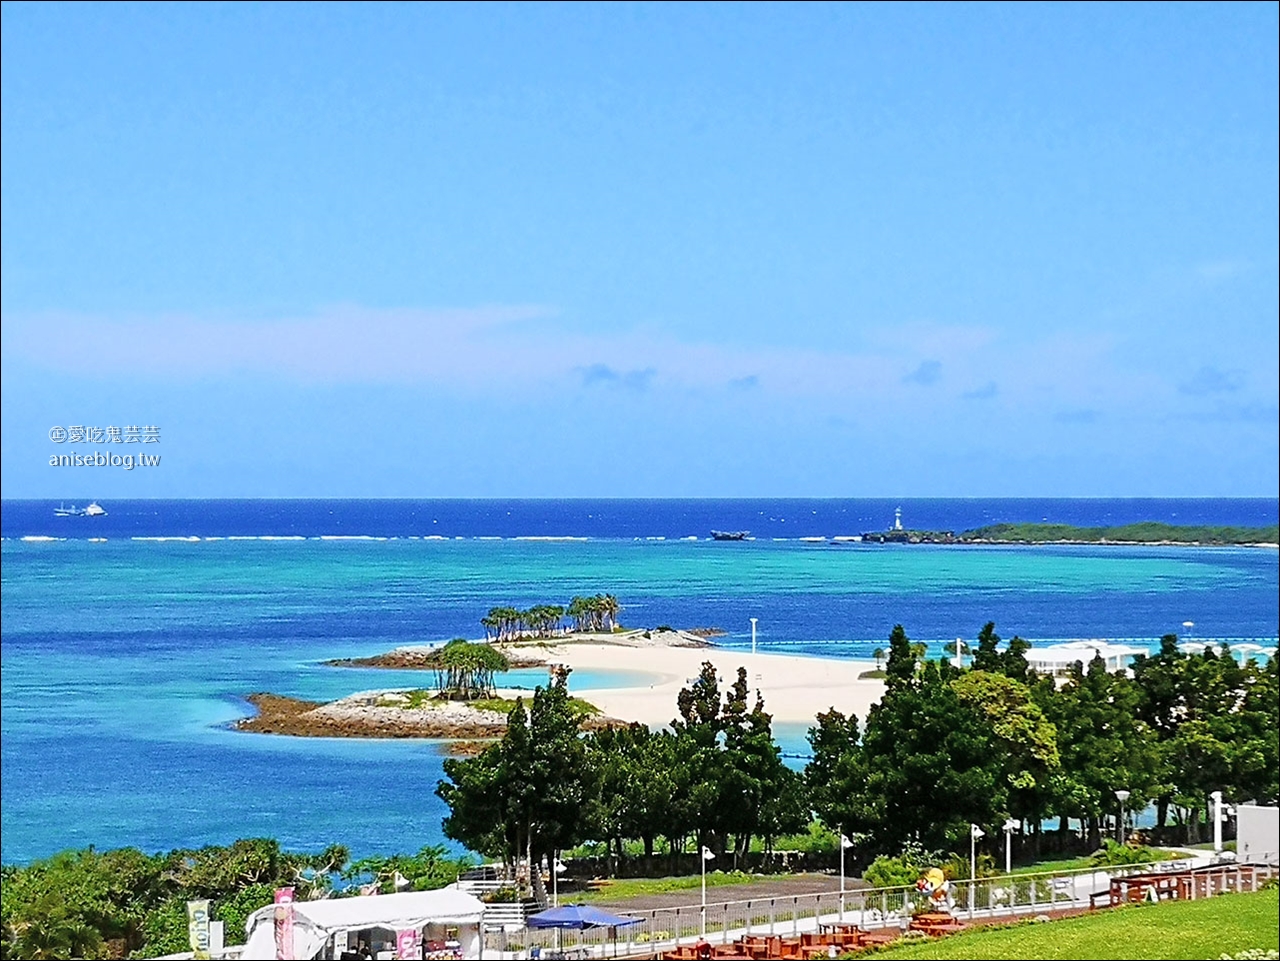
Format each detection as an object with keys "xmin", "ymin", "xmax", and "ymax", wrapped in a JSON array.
[
  {"xmin": 240, "ymin": 629, "xmax": 710, "ymax": 744},
  {"xmin": 234, "ymin": 691, "xmax": 512, "ymax": 740},
  {"xmin": 234, "ymin": 689, "xmax": 623, "ymax": 743}
]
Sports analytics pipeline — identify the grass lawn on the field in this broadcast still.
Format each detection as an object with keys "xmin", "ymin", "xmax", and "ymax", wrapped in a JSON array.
[
  {"xmin": 861, "ymin": 888, "xmax": 1278, "ymax": 960},
  {"xmin": 1009, "ymin": 848, "xmax": 1183, "ymax": 876},
  {"xmin": 1009, "ymin": 856, "xmax": 1096, "ymax": 875},
  {"xmin": 571, "ymin": 871, "xmax": 760, "ymax": 903}
]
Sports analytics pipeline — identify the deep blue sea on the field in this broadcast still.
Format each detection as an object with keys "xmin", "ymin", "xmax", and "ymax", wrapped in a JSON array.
[{"xmin": 2, "ymin": 499, "xmax": 1277, "ymax": 865}]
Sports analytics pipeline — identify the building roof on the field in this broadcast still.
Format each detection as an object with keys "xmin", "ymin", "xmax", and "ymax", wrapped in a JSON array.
[{"xmin": 242, "ymin": 888, "xmax": 485, "ymax": 959}]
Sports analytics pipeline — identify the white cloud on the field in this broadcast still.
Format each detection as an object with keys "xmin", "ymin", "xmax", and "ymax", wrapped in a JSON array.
[
  {"xmin": 1195, "ymin": 260, "xmax": 1251, "ymax": 283},
  {"xmin": 1, "ymin": 305, "xmax": 1135, "ymax": 415}
]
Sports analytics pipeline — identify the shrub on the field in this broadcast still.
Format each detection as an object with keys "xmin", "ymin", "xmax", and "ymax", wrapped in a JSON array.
[
  {"xmin": 863, "ymin": 842, "xmax": 945, "ymax": 889},
  {"xmin": 1089, "ymin": 839, "xmax": 1165, "ymax": 867}
]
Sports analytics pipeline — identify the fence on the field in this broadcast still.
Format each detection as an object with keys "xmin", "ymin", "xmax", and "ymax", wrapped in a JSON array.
[{"xmin": 479, "ymin": 857, "xmax": 1278, "ymax": 959}]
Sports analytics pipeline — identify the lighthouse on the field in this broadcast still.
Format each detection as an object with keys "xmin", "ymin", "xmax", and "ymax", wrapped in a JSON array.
[{"xmin": 894, "ymin": 507, "xmax": 903, "ymax": 531}]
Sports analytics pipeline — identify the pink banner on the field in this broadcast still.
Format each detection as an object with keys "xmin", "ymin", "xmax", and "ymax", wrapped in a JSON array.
[
  {"xmin": 396, "ymin": 928, "xmax": 421, "ymax": 960},
  {"xmin": 274, "ymin": 887, "xmax": 295, "ymax": 960}
]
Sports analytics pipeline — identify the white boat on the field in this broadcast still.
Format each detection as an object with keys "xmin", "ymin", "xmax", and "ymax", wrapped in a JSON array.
[
  {"xmin": 54, "ymin": 503, "xmax": 83, "ymax": 517},
  {"xmin": 83, "ymin": 502, "xmax": 107, "ymax": 517}
]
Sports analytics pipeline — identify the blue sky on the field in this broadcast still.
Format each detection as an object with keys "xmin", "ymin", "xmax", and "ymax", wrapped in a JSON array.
[{"xmin": 2, "ymin": 2, "xmax": 1276, "ymax": 497}]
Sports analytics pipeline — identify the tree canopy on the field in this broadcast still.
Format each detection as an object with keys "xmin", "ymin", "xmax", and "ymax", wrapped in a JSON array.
[{"xmin": 429, "ymin": 638, "xmax": 511, "ymax": 699}]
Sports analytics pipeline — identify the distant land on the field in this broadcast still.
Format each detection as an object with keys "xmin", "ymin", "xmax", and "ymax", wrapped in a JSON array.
[
  {"xmin": 961, "ymin": 522, "xmax": 1279, "ymax": 546},
  {"xmin": 855, "ymin": 522, "xmax": 1280, "ymax": 546}
]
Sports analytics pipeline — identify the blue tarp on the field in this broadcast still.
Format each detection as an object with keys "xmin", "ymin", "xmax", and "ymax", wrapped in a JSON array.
[{"xmin": 525, "ymin": 904, "xmax": 642, "ymax": 929}]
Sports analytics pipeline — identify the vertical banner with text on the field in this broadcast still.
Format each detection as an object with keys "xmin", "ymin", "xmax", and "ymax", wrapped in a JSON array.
[
  {"xmin": 274, "ymin": 887, "xmax": 295, "ymax": 960},
  {"xmin": 186, "ymin": 900, "xmax": 211, "ymax": 960}
]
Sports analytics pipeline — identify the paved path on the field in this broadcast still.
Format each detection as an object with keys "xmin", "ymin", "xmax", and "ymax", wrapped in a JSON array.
[{"xmin": 589, "ymin": 873, "xmax": 867, "ymax": 913}]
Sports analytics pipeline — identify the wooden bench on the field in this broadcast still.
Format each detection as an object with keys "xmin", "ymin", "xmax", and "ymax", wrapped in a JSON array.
[{"xmin": 859, "ymin": 930, "xmax": 901, "ymax": 947}]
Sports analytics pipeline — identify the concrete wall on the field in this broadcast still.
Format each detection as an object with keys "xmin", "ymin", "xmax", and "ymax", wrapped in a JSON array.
[{"xmin": 1237, "ymin": 804, "xmax": 1279, "ymax": 864}]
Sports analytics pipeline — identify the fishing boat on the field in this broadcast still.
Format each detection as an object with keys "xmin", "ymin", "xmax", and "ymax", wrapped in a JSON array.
[{"xmin": 710, "ymin": 530, "xmax": 750, "ymax": 541}]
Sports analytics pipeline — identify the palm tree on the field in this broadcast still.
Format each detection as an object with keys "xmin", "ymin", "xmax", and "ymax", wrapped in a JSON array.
[
  {"xmin": 601, "ymin": 594, "xmax": 621, "ymax": 631},
  {"xmin": 873, "ymin": 648, "xmax": 885, "ymax": 671},
  {"xmin": 568, "ymin": 596, "xmax": 590, "ymax": 633},
  {"xmin": 7, "ymin": 913, "xmax": 103, "ymax": 960}
]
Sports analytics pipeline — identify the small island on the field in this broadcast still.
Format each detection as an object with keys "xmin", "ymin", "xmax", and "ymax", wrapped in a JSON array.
[
  {"xmin": 855, "ymin": 510, "xmax": 1278, "ymax": 547},
  {"xmin": 959, "ymin": 521, "xmax": 1279, "ymax": 546},
  {"xmin": 237, "ymin": 638, "xmax": 617, "ymax": 745},
  {"xmin": 233, "ymin": 604, "xmax": 887, "ymax": 744}
]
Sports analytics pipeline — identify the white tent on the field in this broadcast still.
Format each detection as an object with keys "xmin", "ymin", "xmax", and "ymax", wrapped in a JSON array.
[
  {"xmin": 1025, "ymin": 640, "xmax": 1145, "ymax": 676},
  {"xmin": 242, "ymin": 888, "xmax": 486, "ymax": 960}
]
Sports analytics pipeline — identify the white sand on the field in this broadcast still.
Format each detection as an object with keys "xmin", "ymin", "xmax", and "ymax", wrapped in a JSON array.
[{"xmin": 543, "ymin": 643, "xmax": 886, "ymax": 726}]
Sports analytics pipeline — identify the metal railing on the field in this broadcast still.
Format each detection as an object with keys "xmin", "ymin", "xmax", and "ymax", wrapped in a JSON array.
[{"xmin": 479, "ymin": 857, "xmax": 1278, "ymax": 959}]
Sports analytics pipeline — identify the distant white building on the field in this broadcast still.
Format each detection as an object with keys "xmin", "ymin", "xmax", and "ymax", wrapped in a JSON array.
[{"xmin": 1025, "ymin": 640, "xmax": 1146, "ymax": 676}]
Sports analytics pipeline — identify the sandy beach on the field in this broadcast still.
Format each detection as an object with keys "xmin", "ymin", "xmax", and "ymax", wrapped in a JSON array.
[
  {"xmin": 303, "ymin": 631, "xmax": 888, "ymax": 734},
  {"xmin": 530, "ymin": 638, "xmax": 886, "ymax": 726}
]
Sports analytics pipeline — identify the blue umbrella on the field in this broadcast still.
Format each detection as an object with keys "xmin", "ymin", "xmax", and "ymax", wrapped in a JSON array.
[{"xmin": 526, "ymin": 904, "xmax": 642, "ymax": 929}]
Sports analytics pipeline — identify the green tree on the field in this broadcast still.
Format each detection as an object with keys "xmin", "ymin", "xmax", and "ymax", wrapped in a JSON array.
[
  {"xmin": 884, "ymin": 624, "xmax": 917, "ymax": 691},
  {"xmin": 438, "ymin": 746, "xmax": 510, "ymax": 861},
  {"xmin": 1037, "ymin": 655, "xmax": 1161, "ymax": 849},
  {"xmin": 0, "ymin": 840, "xmax": 347, "ymax": 961},
  {"xmin": 805, "ymin": 708, "xmax": 874, "ymax": 843},
  {"xmin": 950, "ymin": 670, "xmax": 1060, "ymax": 856},
  {"xmin": 438, "ymin": 676, "xmax": 591, "ymax": 893},
  {"xmin": 971, "ymin": 622, "xmax": 1032, "ymax": 682},
  {"xmin": 436, "ymin": 639, "xmax": 510, "ymax": 699},
  {"xmin": 861, "ymin": 660, "xmax": 1008, "ymax": 852},
  {"xmin": 719, "ymin": 671, "xmax": 805, "ymax": 861},
  {"xmin": 584, "ymin": 724, "xmax": 679, "ymax": 864},
  {"xmin": 1132, "ymin": 637, "xmax": 1279, "ymax": 836}
]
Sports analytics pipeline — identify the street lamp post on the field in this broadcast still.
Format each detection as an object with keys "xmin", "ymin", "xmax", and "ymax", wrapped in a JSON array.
[
  {"xmin": 1002, "ymin": 819, "xmax": 1021, "ymax": 875},
  {"xmin": 700, "ymin": 846, "xmax": 715, "ymax": 938},
  {"xmin": 969, "ymin": 824, "xmax": 984, "ymax": 920},
  {"xmin": 1211, "ymin": 791, "xmax": 1227, "ymax": 853},
  {"xmin": 552, "ymin": 855, "xmax": 566, "ymax": 907},
  {"xmin": 1115, "ymin": 790, "xmax": 1131, "ymax": 845},
  {"xmin": 839, "ymin": 834, "xmax": 854, "ymax": 920}
]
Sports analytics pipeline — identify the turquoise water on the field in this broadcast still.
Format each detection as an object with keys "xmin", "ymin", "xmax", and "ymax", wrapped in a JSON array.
[{"xmin": 2, "ymin": 535, "xmax": 1276, "ymax": 864}]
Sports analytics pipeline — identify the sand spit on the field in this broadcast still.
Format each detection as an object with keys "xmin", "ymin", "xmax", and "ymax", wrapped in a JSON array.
[{"xmin": 241, "ymin": 628, "xmax": 886, "ymax": 740}]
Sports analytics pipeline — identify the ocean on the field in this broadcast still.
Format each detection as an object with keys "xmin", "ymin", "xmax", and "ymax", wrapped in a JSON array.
[{"xmin": 1, "ymin": 498, "xmax": 1277, "ymax": 865}]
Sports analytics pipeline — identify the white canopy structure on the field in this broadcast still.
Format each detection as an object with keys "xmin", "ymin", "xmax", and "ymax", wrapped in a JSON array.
[
  {"xmin": 1025, "ymin": 640, "xmax": 1146, "ymax": 676},
  {"xmin": 1180, "ymin": 641, "xmax": 1275, "ymax": 662},
  {"xmin": 242, "ymin": 889, "xmax": 486, "ymax": 960}
]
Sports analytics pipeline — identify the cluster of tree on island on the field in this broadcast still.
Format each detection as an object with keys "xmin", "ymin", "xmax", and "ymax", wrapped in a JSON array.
[
  {"xmin": 480, "ymin": 594, "xmax": 620, "ymax": 641},
  {"xmin": 4, "ymin": 624, "xmax": 1275, "ymax": 960},
  {"xmin": 959, "ymin": 522, "xmax": 1279, "ymax": 545},
  {"xmin": 869, "ymin": 522, "xmax": 1280, "ymax": 546},
  {"xmin": 426, "ymin": 638, "xmax": 512, "ymax": 699}
]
